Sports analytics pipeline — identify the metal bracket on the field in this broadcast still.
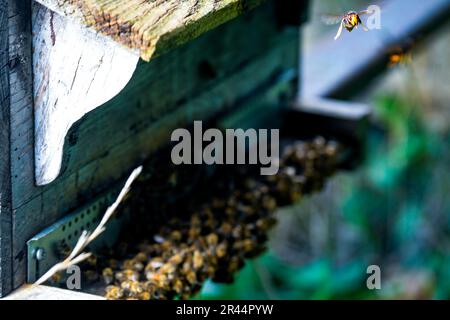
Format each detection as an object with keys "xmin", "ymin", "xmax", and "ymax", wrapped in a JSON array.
[{"xmin": 27, "ymin": 185, "xmax": 125, "ymax": 283}]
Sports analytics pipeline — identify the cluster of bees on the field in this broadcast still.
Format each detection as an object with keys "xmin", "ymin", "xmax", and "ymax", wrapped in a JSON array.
[{"xmin": 74, "ymin": 137, "xmax": 341, "ymax": 299}]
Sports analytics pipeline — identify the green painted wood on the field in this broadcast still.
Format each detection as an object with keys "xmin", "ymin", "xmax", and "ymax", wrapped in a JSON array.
[
  {"xmin": 1, "ymin": 0, "xmax": 35, "ymax": 297},
  {"xmin": 0, "ymin": 0, "xmax": 12, "ymax": 298},
  {"xmin": 7, "ymin": 0, "xmax": 34, "ymax": 292}
]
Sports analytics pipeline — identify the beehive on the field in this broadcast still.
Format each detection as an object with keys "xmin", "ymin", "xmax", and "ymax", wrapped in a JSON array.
[{"xmin": 0, "ymin": 0, "xmax": 309, "ymax": 297}]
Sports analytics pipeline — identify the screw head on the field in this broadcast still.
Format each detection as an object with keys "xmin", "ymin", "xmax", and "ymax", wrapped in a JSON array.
[{"xmin": 34, "ymin": 248, "xmax": 46, "ymax": 261}]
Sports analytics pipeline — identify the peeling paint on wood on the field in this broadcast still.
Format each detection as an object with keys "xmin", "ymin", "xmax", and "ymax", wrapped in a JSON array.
[
  {"xmin": 34, "ymin": 0, "xmax": 266, "ymax": 61},
  {"xmin": 32, "ymin": 2, "xmax": 139, "ymax": 186}
]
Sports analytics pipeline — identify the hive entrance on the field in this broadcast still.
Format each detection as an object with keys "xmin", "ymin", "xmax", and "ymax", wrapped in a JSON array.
[{"xmin": 31, "ymin": 135, "xmax": 343, "ymax": 300}]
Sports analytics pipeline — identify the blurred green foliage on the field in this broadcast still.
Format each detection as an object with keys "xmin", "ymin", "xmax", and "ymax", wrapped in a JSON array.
[{"xmin": 197, "ymin": 90, "xmax": 450, "ymax": 300}]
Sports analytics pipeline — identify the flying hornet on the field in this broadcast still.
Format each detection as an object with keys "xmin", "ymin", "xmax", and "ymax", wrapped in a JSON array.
[
  {"xmin": 322, "ymin": 10, "xmax": 373, "ymax": 40},
  {"xmin": 388, "ymin": 48, "xmax": 413, "ymax": 67}
]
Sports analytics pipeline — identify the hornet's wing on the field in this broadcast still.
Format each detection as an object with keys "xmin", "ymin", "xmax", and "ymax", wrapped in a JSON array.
[
  {"xmin": 359, "ymin": 19, "xmax": 369, "ymax": 31},
  {"xmin": 358, "ymin": 9, "xmax": 373, "ymax": 16},
  {"xmin": 321, "ymin": 14, "xmax": 343, "ymax": 25},
  {"xmin": 334, "ymin": 21, "xmax": 345, "ymax": 40}
]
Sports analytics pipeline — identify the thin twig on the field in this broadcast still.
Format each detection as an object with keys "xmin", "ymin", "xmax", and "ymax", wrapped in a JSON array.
[{"xmin": 33, "ymin": 166, "xmax": 143, "ymax": 287}]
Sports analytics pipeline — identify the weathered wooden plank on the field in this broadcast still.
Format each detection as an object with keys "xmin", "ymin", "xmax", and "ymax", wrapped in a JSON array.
[
  {"xmin": 35, "ymin": 0, "xmax": 266, "ymax": 61},
  {"xmin": 12, "ymin": 1, "xmax": 299, "ymax": 288},
  {"xmin": 32, "ymin": 2, "xmax": 139, "ymax": 186},
  {"xmin": 0, "ymin": 0, "xmax": 12, "ymax": 298},
  {"xmin": 8, "ymin": 0, "xmax": 35, "ymax": 291},
  {"xmin": 3, "ymin": 285, "xmax": 105, "ymax": 300}
]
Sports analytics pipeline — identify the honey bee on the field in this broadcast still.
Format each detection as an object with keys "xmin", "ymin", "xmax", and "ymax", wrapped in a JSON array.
[
  {"xmin": 325, "ymin": 141, "xmax": 339, "ymax": 157},
  {"xmin": 56, "ymin": 242, "xmax": 72, "ymax": 260},
  {"xmin": 168, "ymin": 252, "xmax": 184, "ymax": 265},
  {"xmin": 322, "ymin": 10, "xmax": 372, "ymax": 40},
  {"xmin": 188, "ymin": 227, "xmax": 201, "ymax": 239},
  {"xmin": 143, "ymin": 280, "xmax": 156, "ymax": 293},
  {"xmin": 186, "ymin": 270, "xmax": 197, "ymax": 285},
  {"xmin": 86, "ymin": 255, "xmax": 98, "ymax": 268},
  {"xmin": 137, "ymin": 291, "xmax": 151, "ymax": 300},
  {"xmin": 105, "ymin": 285, "xmax": 124, "ymax": 300},
  {"xmin": 121, "ymin": 280, "xmax": 144, "ymax": 296},
  {"xmin": 173, "ymin": 278, "xmax": 184, "ymax": 295},
  {"xmin": 225, "ymin": 206, "xmax": 236, "ymax": 216},
  {"xmin": 204, "ymin": 264, "xmax": 217, "ymax": 278},
  {"xmin": 215, "ymin": 242, "xmax": 228, "ymax": 258},
  {"xmin": 192, "ymin": 250, "xmax": 204, "ymax": 270},
  {"xmin": 261, "ymin": 196, "xmax": 277, "ymax": 212},
  {"xmin": 227, "ymin": 256, "xmax": 244, "ymax": 274},
  {"xmin": 123, "ymin": 259, "xmax": 144, "ymax": 272},
  {"xmin": 242, "ymin": 238, "xmax": 257, "ymax": 253},
  {"xmin": 134, "ymin": 252, "xmax": 148, "ymax": 263},
  {"xmin": 159, "ymin": 262, "xmax": 176, "ymax": 275},
  {"xmin": 115, "ymin": 269, "xmax": 139, "ymax": 282},
  {"xmin": 145, "ymin": 257, "xmax": 164, "ymax": 272},
  {"xmin": 219, "ymin": 222, "xmax": 232, "ymax": 235},
  {"xmin": 102, "ymin": 267, "xmax": 114, "ymax": 285},
  {"xmin": 206, "ymin": 233, "xmax": 219, "ymax": 246},
  {"xmin": 146, "ymin": 272, "xmax": 168, "ymax": 287},
  {"xmin": 169, "ymin": 230, "xmax": 182, "ymax": 242},
  {"xmin": 255, "ymin": 217, "xmax": 277, "ymax": 232}
]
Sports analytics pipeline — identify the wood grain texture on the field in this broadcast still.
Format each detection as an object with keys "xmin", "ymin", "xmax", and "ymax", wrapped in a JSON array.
[
  {"xmin": 11, "ymin": 1, "xmax": 299, "ymax": 289},
  {"xmin": 8, "ymin": 0, "xmax": 35, "ymax": 291},
  {"xmin": 32, "ymin": 2, "xmax": 139, "ymax": 186},
  {"xmin": 3, "ymin": 284, "xmax": 105, "ymax": 300},
  {"xmin": 0, "ymin": 0, "xmax": 12, "ymax": 298},
  {"xmin": 34, "ymin": 0, "xmax": 266, "ymax": 61}
]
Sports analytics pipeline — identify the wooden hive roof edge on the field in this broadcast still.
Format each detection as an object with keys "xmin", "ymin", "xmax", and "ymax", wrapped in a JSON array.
[{"xmin": 35, "ymin": 0, "xmax": 267, "ymax": 61}]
